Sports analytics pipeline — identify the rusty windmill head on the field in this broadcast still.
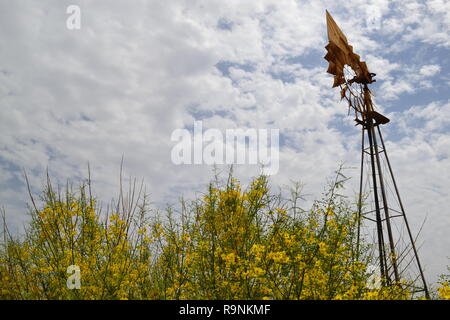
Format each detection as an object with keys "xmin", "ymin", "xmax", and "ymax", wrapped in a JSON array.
[
  {"xmin": 324, "ymin": 10, "xmax": 388, "ymax": 125},
  {"xmin": 324, "ymin": 10, "xmax": 430, "ymax": 298}
]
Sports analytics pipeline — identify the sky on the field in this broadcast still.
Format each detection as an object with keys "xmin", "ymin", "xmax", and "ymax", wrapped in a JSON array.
[{"xmin": 0, "ymin": 0, "xmax": 449, "ymax": 286}]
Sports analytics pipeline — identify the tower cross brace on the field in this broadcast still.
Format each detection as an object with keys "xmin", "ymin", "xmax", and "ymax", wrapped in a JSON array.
[{"xmin": 356, "ymin": 114, "xmax": 429, "ymax": 298}]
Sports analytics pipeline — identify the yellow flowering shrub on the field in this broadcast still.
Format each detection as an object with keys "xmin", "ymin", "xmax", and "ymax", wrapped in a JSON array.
[
  {"xmin": 437, "ymin": 266, "xmax": 450, "ymax": 300},
  {"xmin": 0, "ymin": 169, "xmax": 432, "ymax": 299}
]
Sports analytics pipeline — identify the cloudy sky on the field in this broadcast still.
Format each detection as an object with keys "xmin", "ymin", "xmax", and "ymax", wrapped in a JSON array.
[{"xmin": 0, "ymin": 0, "xmax": 449, "ymax": 285}]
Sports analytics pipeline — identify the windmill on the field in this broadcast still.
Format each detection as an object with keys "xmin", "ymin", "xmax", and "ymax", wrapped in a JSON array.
[{"xmin": 324, "ymin": 10, "xmax": 429, "ymax": 298}]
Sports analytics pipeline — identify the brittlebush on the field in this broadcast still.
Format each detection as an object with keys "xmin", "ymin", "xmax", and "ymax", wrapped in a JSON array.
[{"xmin": 0, "ymin": 169, "xmax": 426, "ymax": 299}]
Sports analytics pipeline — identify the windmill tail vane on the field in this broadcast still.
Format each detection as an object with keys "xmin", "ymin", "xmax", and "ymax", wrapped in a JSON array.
[{"xmin": 324, "ymin": 10, "xmax": 430, "ymax": 299}]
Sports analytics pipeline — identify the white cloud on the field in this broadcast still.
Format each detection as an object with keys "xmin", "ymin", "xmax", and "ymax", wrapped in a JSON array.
[
  {"xmin": 419, "ymin": 64, "xmax": 441, "ymax": 77},
  {"xmin": 365, "ymin": 54, "xmax": 402, "ymax": 81},
  {"xmin": 380, "ymin": 80, "xmax": 415, "ymax": 100}
]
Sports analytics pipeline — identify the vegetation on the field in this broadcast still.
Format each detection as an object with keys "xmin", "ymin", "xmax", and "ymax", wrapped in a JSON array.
[
  {"xmin": 0, "ymin": 168, "xmax": 448, "ymax": 300},
  {"xmin": 437, "ymin": 267, "xmax": 450, "ymax": 300}
]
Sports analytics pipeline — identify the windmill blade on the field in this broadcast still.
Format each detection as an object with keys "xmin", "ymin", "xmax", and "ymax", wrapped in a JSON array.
[
  {"xmin": 324, "ymin": 10, "xmax": 375, "ymax": 86},
  {"xmin": 326, "ymin": 10, "xmax": 350, "ymax": 52}
]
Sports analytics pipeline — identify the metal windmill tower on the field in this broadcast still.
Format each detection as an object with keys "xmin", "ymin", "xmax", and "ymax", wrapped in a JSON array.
[{"xmin": 324, "ymin": 10, "xmax": 429, "ymax": 298}]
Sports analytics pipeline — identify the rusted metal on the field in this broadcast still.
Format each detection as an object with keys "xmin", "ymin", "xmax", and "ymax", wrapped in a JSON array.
[
  {"xmin": 377, "ymin": 125, "xmax": 430, "ymax": 298},
  {"xmin": 325, "ymin": 10, "xmax": 376, "ymax": 87},
  {"xmin": 325, "ymin": 10, "xmax": 430, "ymax": 298}
]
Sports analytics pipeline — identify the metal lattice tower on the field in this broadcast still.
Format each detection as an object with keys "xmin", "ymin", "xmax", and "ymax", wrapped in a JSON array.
[
  {"xmin": 356, "ymin": 110, "xmax": 429, "ymax": 298},
  {"xmin": 324, "ymin": 10, "xmax": 429, "ymax": 298}
]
